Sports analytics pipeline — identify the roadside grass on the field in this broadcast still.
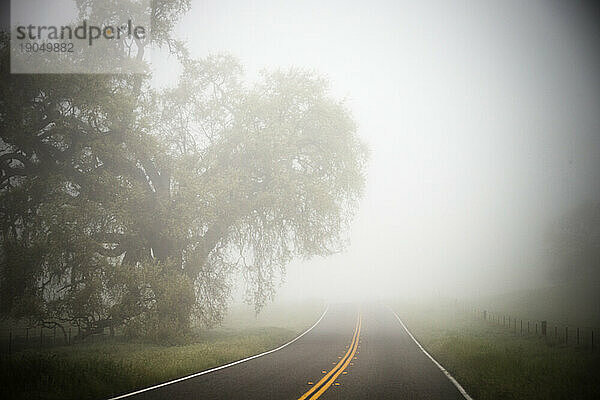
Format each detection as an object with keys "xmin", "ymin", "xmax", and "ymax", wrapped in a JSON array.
[
  {"xmin": 395, "ymin": 302, "xmax": 600, "ymax": 400},
  {"xmin": 1, "ymin": 301, "xmax": 324, "ymax": 400}
]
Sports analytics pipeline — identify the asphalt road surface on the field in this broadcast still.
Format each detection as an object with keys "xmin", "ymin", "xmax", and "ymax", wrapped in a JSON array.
[{"xmin": 115, "ymin": 304, "xmax": 467, "ymax": 400}]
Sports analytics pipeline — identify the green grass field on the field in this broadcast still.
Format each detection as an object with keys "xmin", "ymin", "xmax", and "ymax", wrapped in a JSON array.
[
  {"xmin": 0, "ymin": 300, "xmax": 324, "ymax": 400},
  {"xmin": 395, "ymin": 301, "xmax": 600, "ymax": 400}
]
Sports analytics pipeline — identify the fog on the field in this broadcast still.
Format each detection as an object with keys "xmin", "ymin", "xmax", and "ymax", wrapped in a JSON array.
[
  {"xmin": 147, "ymin": 0, "xmax": 600, "ymax": 303},
  {"xmin": 2, "ymin": 0, "xmax": 599, "ymax": 304}
]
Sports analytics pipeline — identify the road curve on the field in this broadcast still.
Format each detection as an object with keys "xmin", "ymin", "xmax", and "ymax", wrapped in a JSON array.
[{"xmin": 114, "ymin": 303, "xmax": 468, "ymax": 400}]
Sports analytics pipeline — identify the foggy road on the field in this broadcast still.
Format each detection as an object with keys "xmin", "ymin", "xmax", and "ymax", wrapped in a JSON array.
[{"xmin": 112, "ymin": 304, "xmax": 469, "ymax": 400}]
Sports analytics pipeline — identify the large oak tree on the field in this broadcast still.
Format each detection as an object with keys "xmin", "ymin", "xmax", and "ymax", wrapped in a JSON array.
[{"xmin": 0, "ymin": 2, "xmax": 366, "ymax": 340}]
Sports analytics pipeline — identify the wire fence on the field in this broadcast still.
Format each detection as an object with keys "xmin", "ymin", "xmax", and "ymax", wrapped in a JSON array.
[
  {"xmin": 467, "ymin": 307, "xmax": 596, "ymax": 350},
  {"xmin": 0, "ymin": 322, "xmax": 119, "ymax": 356},
  {"xmin": 3, "ymin": 307, "xmax": 598, "ymax": 355}
]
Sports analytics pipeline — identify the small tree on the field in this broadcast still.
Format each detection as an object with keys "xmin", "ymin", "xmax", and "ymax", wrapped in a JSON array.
[{"xmin": 547, "ymin": 202, "xmax": 600, "ymax": 283}]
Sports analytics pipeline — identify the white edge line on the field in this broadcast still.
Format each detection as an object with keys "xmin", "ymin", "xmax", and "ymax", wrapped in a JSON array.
[
  {"xmin": 108, "ymin": 305, "xmax": 330, "ymax": 400},
  {"xmin": 389, "ymin": 307, "xmax": 474, "ymax": 400}
]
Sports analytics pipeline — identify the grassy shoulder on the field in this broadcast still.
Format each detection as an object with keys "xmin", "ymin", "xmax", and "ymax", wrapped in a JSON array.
[
  {"xmin": 1, "ymin": 301, "xmax": 324, "ymax": 400},
  {"xmin": 394, "ymin": 302, "xmax": 600, "ymax": 400}
]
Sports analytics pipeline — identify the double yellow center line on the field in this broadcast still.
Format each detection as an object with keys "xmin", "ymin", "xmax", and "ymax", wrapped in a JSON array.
[{"xmin": 298, "ymin": 312, "xmax": 362, "ymax": 400}]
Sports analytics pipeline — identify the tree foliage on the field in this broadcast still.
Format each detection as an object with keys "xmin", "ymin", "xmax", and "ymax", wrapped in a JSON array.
[
  {"xmin": 0, "ymin": 2, "xmax": 367, "ymax": 339},
  {"xmin": 547, "ymin": 202, "xmax": 600, "ymax": 284}
]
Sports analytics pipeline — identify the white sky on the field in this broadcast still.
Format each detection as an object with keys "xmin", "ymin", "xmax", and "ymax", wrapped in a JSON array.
[
  {"xmin": 143, "ymin": 0, "xmax": 599, "ymax": 301},
  {"xmin": 1, "ymin": 1, "xmax": 597, "ymax": 301}
]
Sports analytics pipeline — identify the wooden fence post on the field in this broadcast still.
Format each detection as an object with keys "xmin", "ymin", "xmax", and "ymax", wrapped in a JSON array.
[
  {"xmin": 541, "ymin": 321, "xmax": 547, "ymax": 336},
  {"xmin": 520, "ymin": 320, "xmax": 523, "ymax": 335}
]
